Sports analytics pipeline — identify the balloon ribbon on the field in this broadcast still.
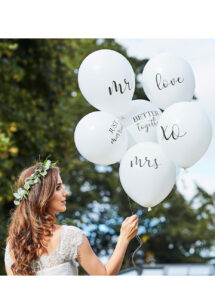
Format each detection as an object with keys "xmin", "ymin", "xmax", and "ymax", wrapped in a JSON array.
[{"xmin": 127, "ymin": 195, "xmax": 143, "ymax": 268}]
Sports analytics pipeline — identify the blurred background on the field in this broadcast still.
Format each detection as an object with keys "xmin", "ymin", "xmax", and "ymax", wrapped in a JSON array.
[{"xmin": 0, "ymin": 39, "xmax": 215, "ymax": 275}]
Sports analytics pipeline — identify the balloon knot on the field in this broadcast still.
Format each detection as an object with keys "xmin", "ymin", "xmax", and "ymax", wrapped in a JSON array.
[{"xmin": 148, "ymin": 207, "xmax": 152, "ymax": 212}]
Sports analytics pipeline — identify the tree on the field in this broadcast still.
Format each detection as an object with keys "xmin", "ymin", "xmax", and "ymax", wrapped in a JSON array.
[{"xmin": 138, "ymin": 186, "xmax": 215, "ymax": 265}]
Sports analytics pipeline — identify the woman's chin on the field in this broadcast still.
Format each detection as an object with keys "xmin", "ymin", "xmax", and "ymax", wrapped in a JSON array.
[
  {"xmin": 61, "ymin": 206, "xmax": 67, "ymax": 212},
  {"xmin": 57, "ymin": 205, "xmax": 66, "ymax": 213}
]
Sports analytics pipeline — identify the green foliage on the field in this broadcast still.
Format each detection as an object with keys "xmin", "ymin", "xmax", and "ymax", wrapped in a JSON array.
[
  {"xmin": 0, "ymin": 133, "xmax": 10, "ymax": 152},
  {"xmin": 0, "ymin": 39, "xmax": 214, "ymax": 275}
]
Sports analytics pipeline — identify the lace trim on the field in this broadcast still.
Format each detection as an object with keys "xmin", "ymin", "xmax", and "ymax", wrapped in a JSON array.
[
  {"xmin": 5, "ymin": 242, "xmax": 13, "ymax": 268},
  {"xmin": 35, "ymin": 225, "xmax": 84, "ymax": 271},
  {"xmin": 60, "ymin": 226, "xmax": 84, "ymax": 261},
  {"xmin": 5, "ymin": 225, "xmax": 84, "ymax": 272},
  {"xmin": 34, "ymin": 251, "xmax": 64, "ymax": 271}
]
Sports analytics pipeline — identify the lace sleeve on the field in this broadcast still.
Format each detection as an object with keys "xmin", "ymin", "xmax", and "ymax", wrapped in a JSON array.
[
  {"xmin": 61, "ymin": 226, "xmax": 84, "ymax": 261},
  {"xmin": 5, "ymin": 242, "xmax": 13, "ymax": 268}
]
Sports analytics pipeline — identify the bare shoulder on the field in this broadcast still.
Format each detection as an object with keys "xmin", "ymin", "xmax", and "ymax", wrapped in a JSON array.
[
  {"xmin": 53, "ymin": 224, "xmax": 64, "ymax": 232},
  {"xmin": 78, "ymin": 234, "xmax": 92, "ymax": 253},
  {"xmin": 51, "ymin": 224, "xmax": 64, "ymax": 238}
]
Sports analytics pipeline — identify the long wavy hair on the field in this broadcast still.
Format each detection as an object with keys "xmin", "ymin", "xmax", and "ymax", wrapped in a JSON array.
[{"xmin": 7, "ymin": 163, "xmax": 60, "ymax": 275}]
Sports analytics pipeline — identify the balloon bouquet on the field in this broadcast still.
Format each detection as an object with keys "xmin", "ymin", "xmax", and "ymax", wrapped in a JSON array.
[{"xmin": 75, "ymin": 50, "xmax": 212, "ymax": 212}]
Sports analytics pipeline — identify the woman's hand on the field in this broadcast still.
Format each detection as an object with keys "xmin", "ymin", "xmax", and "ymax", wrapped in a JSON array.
[{"xmin": 120, "ymin": 214, "xmax": 138, "ymax": 243}]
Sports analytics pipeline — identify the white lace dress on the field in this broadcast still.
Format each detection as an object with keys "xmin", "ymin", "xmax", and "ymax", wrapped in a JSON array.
[{"xmin": 4, "ymin": 225, "xmax": 84, "ymax": 275}]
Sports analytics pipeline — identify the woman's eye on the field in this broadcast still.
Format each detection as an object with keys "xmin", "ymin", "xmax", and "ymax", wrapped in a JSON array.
[{"xmin": 56, "ymin": 186, "xmax": 61, "ymax": 191}]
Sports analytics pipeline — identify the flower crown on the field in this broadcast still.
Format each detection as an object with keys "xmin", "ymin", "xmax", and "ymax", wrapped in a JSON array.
[{"xmin": 13, "ymin": 159, "xmax": 57, "ymax": 206}]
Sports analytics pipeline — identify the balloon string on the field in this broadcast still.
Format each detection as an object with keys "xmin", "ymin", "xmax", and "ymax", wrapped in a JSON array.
[{"xmin": 127, "ymin": 195, "xmax": 143, "ymax": 268}]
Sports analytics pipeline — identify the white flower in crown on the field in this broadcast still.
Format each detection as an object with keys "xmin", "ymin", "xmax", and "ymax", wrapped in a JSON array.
[
  {"xmin": 13, "ymin": 159, "xmax": 57, "ymax": 206},
  {"xmin": 44, "ymin": 159, "xmax": 51, "ymax": 170},
  {"xmin": 13, "ymin": 188, "xmax": 27, "ymax": 205}
]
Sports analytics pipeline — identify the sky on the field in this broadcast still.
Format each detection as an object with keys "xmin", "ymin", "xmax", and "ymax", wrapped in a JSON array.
[{"xmin": 116, "ymin": 39, "xmax": 215, "ymax": 200}]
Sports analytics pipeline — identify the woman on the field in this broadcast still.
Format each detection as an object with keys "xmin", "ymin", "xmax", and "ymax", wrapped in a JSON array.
[{"xmin": 4, "ymin": 160, "xmax": 138, "ymax": 275}]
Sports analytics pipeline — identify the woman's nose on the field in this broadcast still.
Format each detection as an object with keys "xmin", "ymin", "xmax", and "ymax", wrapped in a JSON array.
[{"xmin": 64, "ymin": 187, "xmax": 69, "ymax": 196}]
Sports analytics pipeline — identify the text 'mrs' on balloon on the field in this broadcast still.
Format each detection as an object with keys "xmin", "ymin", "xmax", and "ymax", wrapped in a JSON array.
[{"xmin": 119, "ymin": 142, "xmax": 176, "ymax": 209}]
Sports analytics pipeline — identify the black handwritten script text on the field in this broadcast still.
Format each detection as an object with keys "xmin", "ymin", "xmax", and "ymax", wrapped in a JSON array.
[
  {"xmin": 132, "ymin": 111, "xmax": 159, "ymax": 133},
  {"xmin": 108, "ymin": 79, "xmax": 133, "ymax": 95},
  {"xmin": 161, "ymin": 124, "xmax": 187, "ymax": 141},
  {"xmin": 109, "ymin": 120, "xmax": 119, "ymax": 134},
  {"xmin": 133, "ymin": 110, "xmax": 159, "ymax": 123},
  {"xmin": 155, "ymin": 73, "xmax": 184, "ymax": 91},
  {"xmin": 130, "ymin": 156, "xmax": 160, "ymax": 169},
  {"xmin": 136, "ymin": 117, "xmax": 158, "ymax": 133},
  {"xmin": 109, "ymin": 120, "xmax": 123, "ymax": 144}
]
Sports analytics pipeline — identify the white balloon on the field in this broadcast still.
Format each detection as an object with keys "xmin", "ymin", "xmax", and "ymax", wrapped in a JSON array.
[
  {"xmin": 142, "ymin": 53, "xmax": 195, "ymax": 110},
  {"xmin": 78, "ymin": 49, "xmax": 135, "ymax": 116},
  {"xmin": 74, "ymin": 111, "xmax": 128, "ymax": 165},
  {"xmin": 157, "ymin": 102, "xmax": 212, "ymax": 168},
  {"xmin": 120, "ymin": 99, "xmax": 162, "ymax": 148},
  {"xmin": 119, "ymin": 142, "xmax": 176, "ymax": 209}
]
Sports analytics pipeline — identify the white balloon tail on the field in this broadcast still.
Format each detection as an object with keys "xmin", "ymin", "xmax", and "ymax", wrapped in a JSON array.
[
  {"xmin": 148, "ymin": 207, "xmax": 152, "ymax": 212},
  {"xmin": 183, "ymin": 168, "xmax": 189, "ymax": 174}
]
